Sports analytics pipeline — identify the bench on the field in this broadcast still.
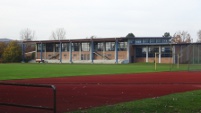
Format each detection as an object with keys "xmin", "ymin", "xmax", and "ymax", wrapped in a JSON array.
[{"xmin": 35, "ymin": 59, "xmax": 45, "ymax": 63}]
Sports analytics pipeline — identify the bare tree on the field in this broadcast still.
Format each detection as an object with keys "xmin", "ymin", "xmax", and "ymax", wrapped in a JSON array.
[
  {"xmin": 20, "ymin": 28, "xmax": 35, "ymax": 41},
  {"xmin": 50, "ymin": 28, "xmax": 66, "ymax": 40},
  {"xmin": 171, "ymin": 31, "xmax": 192, "ymax": 43},
  {"xmin": 197, "ymin": 30, "xmax": 201, "ymax": 42}
]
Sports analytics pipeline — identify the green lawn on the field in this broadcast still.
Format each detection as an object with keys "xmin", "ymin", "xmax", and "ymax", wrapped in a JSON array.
[
  {"xmin": 72, "ymin": 90, "xmax": 201, "ymax": 113},
  {"xmin": 0, "ymin": 63, "xmax": 187, "ymax": 80}
]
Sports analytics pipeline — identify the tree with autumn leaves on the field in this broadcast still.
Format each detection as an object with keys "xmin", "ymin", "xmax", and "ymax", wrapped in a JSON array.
[
  {"xmin": 0, "ymin": 41, "xmax": 22, "ymax": 63},
  {"xmin": 0, "ymin": 42, "xmax": 7, "ymax": 62},
  {"xmin": 171, "ymin": 31, "xmax": 192, "ymax": 43}
]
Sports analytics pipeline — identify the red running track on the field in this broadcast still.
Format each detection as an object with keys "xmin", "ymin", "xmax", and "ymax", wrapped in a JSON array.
[{"xmin": 1, "ymin": 71, "xmax": 201, "ymax": 113}]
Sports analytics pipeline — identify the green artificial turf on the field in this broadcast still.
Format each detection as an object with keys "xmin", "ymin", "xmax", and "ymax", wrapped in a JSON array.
[
  {"xmin": 0, "ymin": 63, "xmax": 187, "ymax": 80},
  {"xmin": 71, "ymin": 90, "xmax": 201, "ymax": 113}
]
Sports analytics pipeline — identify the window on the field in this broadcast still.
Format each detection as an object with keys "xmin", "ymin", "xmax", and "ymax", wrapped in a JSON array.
[
  {"xmin": 62, "ymin": 43, "xmax": 69, "ymax": 52},
  {"xmin": 81, "ymin": 54, "xmax": 90, "ymax": 60},
  {"xmin": 136, "ymin": 47, "xmax": 146, "ymax": 57},
  {"xmin": 149, "ymin": 46, "xmax": 158, "ymax": 57},
  {"xmin": 46, "ymin": 43, "xmax": 53, "ymax": 52},
  {"xmin": 118, "ymin": 42, "xmax": 127, "ymax": 51},
  {"xmin": 161, "ymin": 46, "xmax": 172, "ymax": 57},
  {"xmin": 135, "ymin": 39, "xmax": 142, "ymax": 44},
  {"xmin": 150, "ymin": 39, "xmax": 156, "ymax": 43},
  {"xmin": 72, "ymin": 43, "xmax": 80, "ymax": 51},
  {"xmin": 55, "ymin": 44, "xmax": 60, "ymax": 52},
  {"xmin": 106, "ymin": 42, "xmax": 115, "ymax": 51},
  {"xmin": 37, "ymin": 43, "xmax": 45, "ymax": 52},
  {"xmin": 94, "ymin": 42, "xmax": 104, "ymax": 51},
  {"xmin": 81, "ymin": 43, "xmax": 90, "ymax": 51},
  {"xmin": 162, "ymin": 39, "xmax": 169, "ymax": 43},
  {"xmin": 156, "ymin": 39, "xmax": 162, "ymax": 43},
  {"xmin": 143, "ymin": 39, "xmax": 149, "ymax": 43}
]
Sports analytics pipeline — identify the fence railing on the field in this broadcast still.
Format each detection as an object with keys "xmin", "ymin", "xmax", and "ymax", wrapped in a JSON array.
[{"xmin": 0, "ymin": 82, "xmax": 56, "ymax": 113}]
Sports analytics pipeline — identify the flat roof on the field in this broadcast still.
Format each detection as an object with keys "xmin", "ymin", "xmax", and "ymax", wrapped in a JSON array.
[{"xmin": 23, "ymin": 37, "xmax": 172, "ymax": 43}]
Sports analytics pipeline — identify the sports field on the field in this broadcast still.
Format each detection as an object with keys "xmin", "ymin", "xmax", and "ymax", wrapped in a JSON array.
[
  {"xmin": 0, "ymin": 63, "xmax": 201, "ymax": 113},
  {"xmin": 0, "ymin": 63, "xmax": 187, "ymax": 80}
]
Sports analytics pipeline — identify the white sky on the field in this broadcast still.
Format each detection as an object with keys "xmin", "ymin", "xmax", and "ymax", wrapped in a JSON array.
[{"xmin": 0, "ymin": 0, "xmax": 201, "ymax": 41}]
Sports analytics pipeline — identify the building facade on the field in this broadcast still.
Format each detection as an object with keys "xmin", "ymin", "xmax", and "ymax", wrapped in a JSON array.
[{"xmin": 24, "ymin": 36, "xmax": 193, "ymax": 64}]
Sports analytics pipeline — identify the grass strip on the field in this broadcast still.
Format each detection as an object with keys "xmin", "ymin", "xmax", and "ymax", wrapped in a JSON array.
[{"xmin": 71, "ymin": 90, "xmax": 201, "ymax": 113}]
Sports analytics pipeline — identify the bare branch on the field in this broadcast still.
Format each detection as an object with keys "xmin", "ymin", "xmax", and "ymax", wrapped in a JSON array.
[
  {"xmin": 20, "ymin": 28, "xmax": 35, "ymax": 41},
  {"xmin": 197, "ymin": 30, "xmax": 201, "ymax": 42},
  {"xmin": 50, "ymin": 28, "xmax": 66, "ymax": 40}
]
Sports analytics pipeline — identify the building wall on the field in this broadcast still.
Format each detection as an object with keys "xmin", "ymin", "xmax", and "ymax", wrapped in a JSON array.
[
  {"xmin": 135, "ymin": 57, "xmax": 173, "ymax": 63},
  {"xmin": 62, "ymin": 52, "xmax": 70, "ymax": 60},
  {"xmin": 118, "ymin": 51, "xmax": 127, "ymax": 59},
  {"xmin": 72, "ymin": 52, "xmax": 80, "ymax": 60},
  {"xmin": 161, "ymin": 58, "xmax": 173, "ymax": 63},
  {"xmin": 94, "ymin": 51, "xmax": 104, "ymax": 60},
  {"xmin": 36, "ymin": 53, "xmax": 45, "ymax": 59},
  {"xmin": 36, "ymin": 51, "xmax": 127, "ymax": 61},
  {"xmin": 135, "ymin": 58, "xmax": 146, "ymax": 62},
  {"xmin": 104, "ymin": 51, "xmax": 115, "ymax": 60},
  {"xmin": 80, "ymin": 51, "xmax": 90, "ymax": 60}
]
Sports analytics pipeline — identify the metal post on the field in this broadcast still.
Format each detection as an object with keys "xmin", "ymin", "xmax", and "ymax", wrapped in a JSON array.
[
  {"xmin": 127, "ymin": 40, "xmax": 130, "ymax": 63},
  {"xmin": 103, "ymin": 42, "xmax": 106, "ymax": 60},
  {"xmin": 198, "ymin": 45, "xmax": 200, "ymax": 64},
  {"xmin": 79, "ymin": 43, "xmax": 82, "ymax": 60},
  {"xmin": 40, "ymin": 42, "xmax": 43, "ymax": 62},
  {"xmin": 90, "ymin": 41, "xmax": 94, "ymax": 63},
  {"xmin": 159, "ymin": 46, "xmax": 161, "ymax": 63},
  {"xmin": 172, "ymin": 45, "xmax": 176, "ymax": 64},
  {"xmin": 115, "ymin": 39, "xmax": 118, "ymax": 64},
  {"xmin": 69, "ymin": 42, "xmax": 72, "ymax": 63},
  {"xmin": 155, "ymin": 52, "xmax": 157, "ymax": 70},
  {"xmin": 51, "ymin": 85, "xmax": 57, "ymax": 113},
  {"xmin": 146, "ymin": 46, "xmax": 148, "ymax": 63},
  {"xmin": 22, "ymin": 43, "xmax": 24, "ymax": 62},
  {"xmin": 193, "ymin": 44, "xmax": 194, "ymax": 64},
  {"xmin": 59, "ymin": 42, "xmax": 62, "ymax": 63},
  {"xmin": 177, "ymin": 54, "xmax": 180, "ymax": 69}
]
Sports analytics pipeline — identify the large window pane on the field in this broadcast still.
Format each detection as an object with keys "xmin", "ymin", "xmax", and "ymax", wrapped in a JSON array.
[
  {"xmin": 150, "ymin": 39, "xmax": 156, "ymax": 43},
  {"xmin": 136, "ymin": 47, "xmax": 146, "ymax": 57},
  {"xmin": 156, "ymin": 39, "xmax": 162, "ymax": 43},
  {"xmin": 37, "ymin": 43, "xmax": 45, "ymax": 52},
  {"xmin": 118, "ymin": 42, "xmax": 127, "ymax": 51},
  {"xmin": 94, "ymin": 42, "xmax": 104, "ymax": 51},
  {"xmin": 72, "ymin": 43, "xmax": 80, "ymax": 51},
  {"xmin": 106, "ymin": 42, "xmax": 115, "ymax": 51},
  {"xmin": 135, "ymin": 39, "xmax": 142, "ymax": 44},
  {"xmin": 143, "ymin": 39, "xmax": 149, "ymax": 43},
  {"xmin": 162, "ymin": 46, "xmax": 172, "ymax": 57},
  {"xmin": 62, "ymin": 43, "xmax": 69, "ymax": 52},
  {"xmin": 46, "ymin": 43, "xmax": 53, "ymax": 52},
  {"xmin": 81, "ymin": 43, "xmax": 90, "ymax": 51},
  {"xmin": 55, "ymin": 44, "xmax": 60, "ymax": 52},
  {"xmin": 149, "ymin": 46, "xmax": 158, "ymax": 57}
]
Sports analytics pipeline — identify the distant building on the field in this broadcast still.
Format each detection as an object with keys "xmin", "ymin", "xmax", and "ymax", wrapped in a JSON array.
[
  {"xmin": 23, "ymin": 36, "xmax": 171, "ymax": 63},
  {"xmin": 23, "ymin": 36, "xmax": 201, "ymax": 64}
]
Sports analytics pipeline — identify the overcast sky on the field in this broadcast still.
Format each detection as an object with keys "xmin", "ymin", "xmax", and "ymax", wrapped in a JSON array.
[{"xmin": 0, "ymin": 0, "xmax": 201, "ymax": 41}]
